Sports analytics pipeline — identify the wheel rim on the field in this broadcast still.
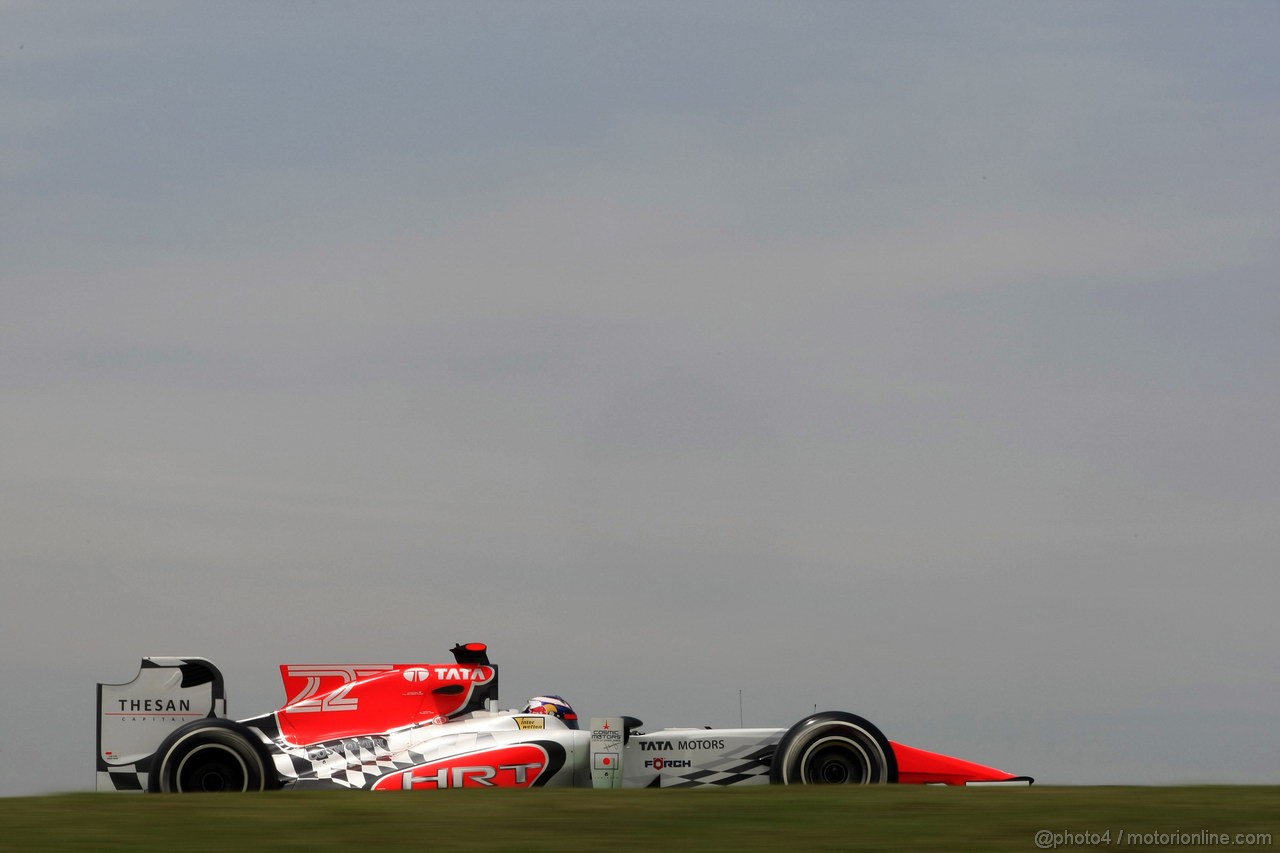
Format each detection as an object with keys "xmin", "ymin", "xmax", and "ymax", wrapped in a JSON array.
[
  {"xmin": 799, "ymin": 735, "xmax": 873, "ymax": 784},
  {"xmin": 176, "ymin": 743, "xmax": 249, "ymax": 792}
]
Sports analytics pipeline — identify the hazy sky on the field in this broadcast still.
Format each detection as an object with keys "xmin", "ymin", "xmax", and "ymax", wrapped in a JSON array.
[{"xmin": 2, "ymin": 2, "xmax": 1277, "ymax": 795}]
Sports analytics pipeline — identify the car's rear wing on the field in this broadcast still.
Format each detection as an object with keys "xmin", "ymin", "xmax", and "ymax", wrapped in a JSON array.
[
  {"xmin": 96, "ymin": 643, "xmax": 499, "ymax": 792},
  {"xmin": 95, "ymin": 657, "xmax": 226, "ymax": 792}
]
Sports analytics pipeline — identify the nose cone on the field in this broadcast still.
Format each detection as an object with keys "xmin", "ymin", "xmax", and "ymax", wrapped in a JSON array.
[{"xmin": 892, "ymin": 741, "xmax": 1033, "ymax": 785}]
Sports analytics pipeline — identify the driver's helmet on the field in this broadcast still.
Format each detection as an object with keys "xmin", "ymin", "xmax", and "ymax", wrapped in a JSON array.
[{"xmin": 524, "ymin": 695, "xmax": 579, "ymax": 729}]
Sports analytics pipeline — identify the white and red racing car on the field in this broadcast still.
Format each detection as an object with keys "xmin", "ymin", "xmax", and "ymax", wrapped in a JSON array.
[{"xmin": 96, "ymin": 642, "xmax": 1032, "ymax": 792}]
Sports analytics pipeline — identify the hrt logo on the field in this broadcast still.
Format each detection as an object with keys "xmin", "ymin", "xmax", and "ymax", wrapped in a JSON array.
[
  {"xmin": 401, "ymin": 762, "xmax": 543, "ymax": 789},
  {"xmin": 374, "ymin": 744, "xmax": 554, "ymax": 790}
]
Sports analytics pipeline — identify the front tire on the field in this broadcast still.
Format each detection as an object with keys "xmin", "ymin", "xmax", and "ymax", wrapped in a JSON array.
[
  {"xmin": 770, "ymin": 711, "xmax": 898, "ymax": 785},
  {"xmin": 148, "ymin": 719, "xmax": 273, "ymax": 793}
]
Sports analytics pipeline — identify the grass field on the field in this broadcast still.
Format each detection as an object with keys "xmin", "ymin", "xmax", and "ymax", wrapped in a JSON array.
[{"xmin": 1, "ymin": 786, "xmax": 1276, "ymax": 851}]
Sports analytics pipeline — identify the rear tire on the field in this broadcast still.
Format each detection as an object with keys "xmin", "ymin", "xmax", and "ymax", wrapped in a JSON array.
[
  {"xmin": 770, "ymin": 711, "xmax": 897, "ymax": 785},
  {"xmin": 148, "ymin": 719, "xmax": 273, "ymax": 793}
]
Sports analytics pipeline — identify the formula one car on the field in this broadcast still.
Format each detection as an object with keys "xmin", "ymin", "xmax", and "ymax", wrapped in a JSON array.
[{"xmin": 95, "ymin": 642, "xmax": 1032, "ymax": 792}]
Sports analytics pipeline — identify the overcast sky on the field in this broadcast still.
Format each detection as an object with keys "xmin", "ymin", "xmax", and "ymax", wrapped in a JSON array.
[{"xmin": 2, "ymin": 1, "xmax": 1277, "ymax": 795}]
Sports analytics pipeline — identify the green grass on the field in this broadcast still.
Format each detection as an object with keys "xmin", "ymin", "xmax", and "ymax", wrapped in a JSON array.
[{"xmin": 1, "ymin": 787, "xmax": 1276, "ymax": 851}]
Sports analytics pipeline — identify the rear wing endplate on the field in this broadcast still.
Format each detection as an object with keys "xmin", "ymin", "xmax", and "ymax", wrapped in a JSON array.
[{"xmin": 95, "ymin": 657, "xmax": 225, "ymax": 791}]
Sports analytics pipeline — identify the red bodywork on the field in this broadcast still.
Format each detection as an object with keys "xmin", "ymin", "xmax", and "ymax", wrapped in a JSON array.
[
  {"xmin": 275, "ymin": 663, "xmax": 496, "ymax": 746},
  {"xmin": 891, "ymin": 741, "xmax": 1027, "ymax": 785}
]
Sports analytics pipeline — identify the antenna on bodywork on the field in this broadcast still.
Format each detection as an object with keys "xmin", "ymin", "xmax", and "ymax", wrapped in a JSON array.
[{"xmin": 450, "ymin": 643, "xmax": 496, "ymax": 710}]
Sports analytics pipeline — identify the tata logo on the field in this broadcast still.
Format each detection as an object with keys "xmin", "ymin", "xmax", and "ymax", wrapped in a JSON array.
[
  {"xmin": 638, "ymin": 738, "xmax": 725, "ymax": 751},
  {"xmin": 399, "ymin": 666, "xmax": 495, "ymax": 683},
  {"xmin": 285, "ymin": 664, "xmax": 493, "ymax": 713},
  {"xmin": 429, "ymin": 666, "xmax": 494, "ymax": 682}
]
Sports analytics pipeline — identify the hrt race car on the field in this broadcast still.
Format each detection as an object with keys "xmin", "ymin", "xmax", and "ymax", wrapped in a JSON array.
[{"xmin": 95, "ymin": 643, "xmax": 1032, "ymax": 792}]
